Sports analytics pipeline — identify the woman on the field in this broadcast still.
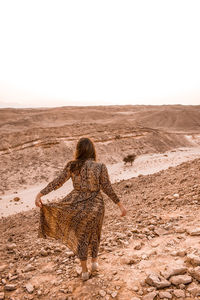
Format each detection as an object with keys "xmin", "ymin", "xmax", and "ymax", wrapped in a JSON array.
[{"xmin": 35, "ymin": 137, "xmax": 127, "ymax": 281}]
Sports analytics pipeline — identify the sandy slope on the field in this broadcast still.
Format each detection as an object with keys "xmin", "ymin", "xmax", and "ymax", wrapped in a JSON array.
[
  {"xmin": 1, "ymin": 158, "xmax": 200, "ymax": 299},
  {"xmin": 1, "ymin": 105, "xmax": 200, "ymax": 300},
  {"xmin": 1, "ymin": 146, "xmax": 200, "ymax": 218}
]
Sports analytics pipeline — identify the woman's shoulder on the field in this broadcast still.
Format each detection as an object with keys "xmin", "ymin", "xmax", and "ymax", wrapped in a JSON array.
[{"xmin": 89, "ymin": 160, "xmax": 106, "ymax": 169}]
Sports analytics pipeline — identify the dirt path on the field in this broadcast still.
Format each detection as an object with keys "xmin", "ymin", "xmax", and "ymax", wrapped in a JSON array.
[{"xmin": 1, "ymin": 146, "xmax": 200, "ymax": 218}]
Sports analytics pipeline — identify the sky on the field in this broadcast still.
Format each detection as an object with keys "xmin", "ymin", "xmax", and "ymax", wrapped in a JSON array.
[{"xmin": 0, "ymin": 0, "xmax": 200, "ymax": 107}]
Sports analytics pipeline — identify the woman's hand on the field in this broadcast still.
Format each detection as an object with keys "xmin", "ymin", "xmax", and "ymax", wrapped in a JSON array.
[
  {"xmin": 117, "ymin": 202, "xmax": 127, "ymax": 217},
  {"xmin": 35, "ymin": 193, "xmax": 43, "ymax": 208}
]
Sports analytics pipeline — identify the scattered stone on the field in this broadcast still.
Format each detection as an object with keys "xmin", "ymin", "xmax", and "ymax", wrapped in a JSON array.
[
  {"xmin": 159, "ymin": 291, "xmax": 172, "ymax": 299},
  {"xmin": 37, "ymin": 290, "xmax": 42, "ymax": 296},
  {"xmin": 161, "ymin": 266, "xmax": 187, "ymax": 279},
  {"xmin": 186, "ymin": 253, "xmax": 200, "ymax": 266},
  {"xmin": 132, "ymin": 286, "xmax": 139, "ymax": 292},
  {"xmin": 173, "ymin": 193, "xmax": 179, "ymax": 198},
  {"xmin": 143, "ymin": 291, "xmax": 157, "ymax": 300},
  {"xmin": 134, "ymin": 241, "xmax": 143, "ymax": 250},
  {"xmin": 151, "ymin": 242, "xmax": 159, "ymax": 248},
  {"xmin": 75, "ymin": 266, "xmax": 82, "ymax": 275},
  {"xmin": 40, "ymin": 248, "xmax": 48, "ymax": 256},
  {"xmin": 145, "ymin": 273, "xmax": 171, "ymax": 289},
  {"xmin": 25, "ymin": 283, "xmax": 34, "ymax": 293},
  {"xmin": 176, "ymin": 250, "xmax": 186, "ymax": 257},
  {"xmin": 13, "ymin": 197, "xmax": 20, "ymax": 202},
  {"xmin": 170, "ymin": 275, "xmax": 192, "ymax": 285},
  {"xmin": 24, "ymin": 264, "xmax": 36, "ymax": 272},
  {"xmin": 187, "ymin": 228, "xmax": 200, "ymax": 236},
  {"xmin": 99, "ymin": 290, "xmax": 107, "ymax": 297},
  {"xmin": 173, "ymin": 289, "xmax": 185, "ymax": 298},
  {"xmin": 4, "ymin": 284, "xmax": 17, "ymax": 291},
  {"xmin": 6, "ymin": 243, "xmax": 17, "ymax": 250},
  {"xmin": 111, "ymin": 291, "xmax": 118, "ymax": 298},
  {"xmin": 0, "ymin": 265, "xmax": 7, "ymax": 272},
  {"xmin": 179, "ymin": 283, "xmax": 185, "ymax": 289},
  {"xmin": 187, "ymin": 282, "xmax": 200, "ymax": 296},
  {"xmin": 189, "ymin": 266, "xmax": 200, "ymax": 281},
  {"xmin": 65, "ymin": 251, "xmax": 75, "ymax": 258},
  {"xmin": 0, "ymin": 292, "xmax": 4, "ymax": 300}
]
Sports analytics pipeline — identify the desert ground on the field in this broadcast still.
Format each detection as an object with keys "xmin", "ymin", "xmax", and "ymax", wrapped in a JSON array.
[{"xmin": 1, "ymin": 105, "xmax": 200, "ymax": 300}]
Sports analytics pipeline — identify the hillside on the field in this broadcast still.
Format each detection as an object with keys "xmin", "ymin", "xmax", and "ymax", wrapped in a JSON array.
[{"xmin": 1, "ymin": 158, "xmax": 200, "ymax": 299}]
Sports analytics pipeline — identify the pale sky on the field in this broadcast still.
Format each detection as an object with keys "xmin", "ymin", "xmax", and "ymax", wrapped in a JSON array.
[{"xmin": 0, "ymin": 0, "xmax": 200, "ymax": 107}]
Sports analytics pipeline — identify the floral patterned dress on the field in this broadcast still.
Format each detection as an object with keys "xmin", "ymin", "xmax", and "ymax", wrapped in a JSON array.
[{"xmin": 38, "ymin": 159, "xmax": 120, "ymax": 260}]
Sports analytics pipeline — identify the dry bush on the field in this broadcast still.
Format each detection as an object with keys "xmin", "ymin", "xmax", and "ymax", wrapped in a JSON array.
[{"xmin": 123, "ymin": 154, "xmax": 136, "ymax": 166}]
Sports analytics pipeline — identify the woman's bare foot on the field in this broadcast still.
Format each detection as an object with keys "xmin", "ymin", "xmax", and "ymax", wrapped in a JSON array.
[
  {"xmin": 81, "ymin": 272, "xmax": 90, "ymax": 281},
  {"xmin": 91, "ymin": 261, "xmax": 99, "ymax": 272}
]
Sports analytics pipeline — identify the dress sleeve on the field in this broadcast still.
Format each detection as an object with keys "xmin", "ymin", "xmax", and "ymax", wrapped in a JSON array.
[
  {"xmin": 40, "ymin": 162, "xmax": 71, "ymax": 195},
  {"xmin": 100, "ymin": 163, "xmax": 120, "ymax": 204}
]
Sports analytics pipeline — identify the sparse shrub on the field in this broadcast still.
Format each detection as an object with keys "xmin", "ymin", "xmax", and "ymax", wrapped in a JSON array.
[
  {"xmin": 115, "ymin": 135, "xmax": 121, "ymax": 140},
  {"xmin": 123, "ymin": 154, "xmax": 136, "ymax": 166}
]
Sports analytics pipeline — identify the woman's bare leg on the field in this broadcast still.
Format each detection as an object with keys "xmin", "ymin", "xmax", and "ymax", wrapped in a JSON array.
[
  {"xmin": 91, "ymin": 257, "xmax": 97, "ymax": 263},
  {"xmin": 80, "ymin": 260, "xmax": 88, "ymax": 273}
]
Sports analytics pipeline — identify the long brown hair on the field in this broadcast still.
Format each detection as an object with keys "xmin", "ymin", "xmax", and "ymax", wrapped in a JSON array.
[{"xmin": 70, "ymin": 137, "xmax": 96, "ymax": 173}]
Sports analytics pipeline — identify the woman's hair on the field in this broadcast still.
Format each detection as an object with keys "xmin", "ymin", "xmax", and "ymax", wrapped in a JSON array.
[{"xmin": 70, "ymin": 137, "xmax": 96, "ymax": 173}]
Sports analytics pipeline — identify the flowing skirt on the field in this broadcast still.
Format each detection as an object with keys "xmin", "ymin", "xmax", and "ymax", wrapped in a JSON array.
[{"xmin": 38, "ymin": 190, "xmax": 105, "ymax": 260}]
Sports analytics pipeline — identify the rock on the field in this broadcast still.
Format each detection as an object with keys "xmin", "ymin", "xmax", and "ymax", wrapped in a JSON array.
[
  {"xmin": 186, "ymin": 253, "xmax": 200, "ymax": 266},
  {"xmin": 161, "ymin": 266, "xmax": 187, "ymax": 279},
  {"xmin": 134, "ymin": 241, "xmax": 143, "ymax": 250},
  {"xmin": 159, "ymin": 291, "xmax": 172, "ymax": 299},
  {"xmin": 0, "ymin": 264, "xmax": 7, "ymax": 272},
  {"xmin": 187, "ymin": 282, "xmax": 200, "ymax": 296},
  {"xmin": 131, "ymin": 298, "xmax": 140, "ymax": 300},
  {"xmin": 25, "ymin": 283, "xmax": 34, "ymax": 293},
  {"xmin": 143, "ymin": 291, "xmax": 157, "ymax": 300},
  {"xmin": 154, "ymin": 228, "xmax": 168, "ymax": 236},
  {"xmin": 111, "ymin": 291, "xmax": 118, "ymax": 298},
  {"xmin": 99, "ymin": 290, "xmax": 107, "ymax": 297},
  {"xmin": 173, "ymin": 289, "xmax": 185, "ymax": 298},
  {"xmin": 170, "ymin": 275, "xmax": 192, "ymax": 285},
  {"xmin": 145, "ymin": 273, "xmax": 171, "ymax": 289},
  {"xmin": 187, "ymin": 228, "xmax": 200, "ymax": 236},
  {"xmin": 75, "ymin": 266, "xmax": 82, "ymax": 275},
  {"xmin": 13, "ymin": 197, "xmax": 20, "ymax": 201},
  {"xmin": 189, "ymin": 266, "xmax": 200, "ymax": 281},
  {"xmin": 4, "ymin": 284, "xmax": 17, "ymax": 291},
  {"xmin": 40, "ymin": 249, "xmax": 48, "ymax": 256},
  {"xmin": 37, "ymin": 290, "xmax": 42, "ymax": 296},
  {"xmin": 0, "ymin": 292, "xmax": 4, "ymax": 300},
  {"xmin": 179, "ymin": 283, "xmax": 185, "ymax": 289},
  {"xmin": 6, "ymin": 243, "xmax": 17, "ymax": 250},
  {"xmin": 24, "ymin": 264, "xmax": 36, "ymax": 272},
  {"xmin": 176, "ymin": 250, "xmax": 186, "ymax": 257},
  {"xmin": 132, "ymin": 286, "xmax": 139, "ymax": 292},
  {"xmin": 65, "ymin": 250, "xmax": 75, "ymax": 258},
  {"xmin": 124, "ymin": 255, "xmax": 140, "ymax": 265},
  {"xmin": 173, "ymin": 193, "xmax": 180, "ymax": 198}
]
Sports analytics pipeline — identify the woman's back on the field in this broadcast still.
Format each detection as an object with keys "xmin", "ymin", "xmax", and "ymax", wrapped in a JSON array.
[
  {"xmin": 71, "ymin": 159, "xmax": 102, "ymax": 192},
  {"xmin": 40, "ymin": 158, "xmax": 120, "ymax": 204}
]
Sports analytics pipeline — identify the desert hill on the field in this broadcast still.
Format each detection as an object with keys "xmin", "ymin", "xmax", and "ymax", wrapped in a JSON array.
[
  {"xmin": 0, "ymin": 105, "xmax": 200, "ymax": 194},
  {"xmin": 1, "ymin": 105, "xmax": 200, "ymax": 299},
  {"xmin": 1, "ymin": 158, "xmax": 200, "ymax": 299},
  {"xmin": 136, "ymin": 107, "xmax": 200, "ymax": 131}
]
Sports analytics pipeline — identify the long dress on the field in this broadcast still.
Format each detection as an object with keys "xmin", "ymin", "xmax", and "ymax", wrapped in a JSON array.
[{"xmin": 38, "ymin": 159, "xmax": 120, "ymax": 260}]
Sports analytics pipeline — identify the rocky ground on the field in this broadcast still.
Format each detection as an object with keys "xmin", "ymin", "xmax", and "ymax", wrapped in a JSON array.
[{"xmin": 1, "ymin": 158, "xmax": 200, "ymax": 300}]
